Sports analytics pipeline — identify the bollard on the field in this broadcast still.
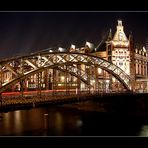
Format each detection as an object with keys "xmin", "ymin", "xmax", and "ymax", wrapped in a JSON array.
[{"xmin": 44, "ymin": 113, "xmax": 49, "ymax": 130}]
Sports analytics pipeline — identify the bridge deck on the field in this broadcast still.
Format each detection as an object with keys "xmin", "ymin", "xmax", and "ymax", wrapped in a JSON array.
[{"xmin": 0, "ymin": 92, "xmax": 131, "ymax": 112}]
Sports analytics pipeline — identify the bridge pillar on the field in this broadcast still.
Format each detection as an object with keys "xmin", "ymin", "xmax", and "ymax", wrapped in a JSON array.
[
  {"xmin": 24, "ymin": 79, "xmax": 27, "ymax": 91},
  {"xmin": 65, "ymin": 65, "xmax": 69, "ymax": 95},
  {"xmin": 103, "ymin": 70, "xmax": 106, "ymax": 93},
  {"xmin": 77, "ymin": 64, "xmax": 81, "ymax": 95},
  {"xmin": 85, "ymin": 65, "xmax": 90, "ymax": 94},
  {"xmin": 49, "ymin": 72, "xmax": 52, "ymax": 90},
  {"xmin": 45, "ymin": 69, "xmax": 49, "ymax": 90},
  {"xmin": 52, "ymin": 69, "xmax": 57, "ymax": 96},
  {"xmin": 20, "ymin": 80, "xmax": 24, "ymax": 98}
]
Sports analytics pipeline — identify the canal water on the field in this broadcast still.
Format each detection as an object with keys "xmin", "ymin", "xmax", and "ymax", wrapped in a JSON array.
[{"xmin": 0, "ymin": 99, "xmax": 148, "ymax": 136}]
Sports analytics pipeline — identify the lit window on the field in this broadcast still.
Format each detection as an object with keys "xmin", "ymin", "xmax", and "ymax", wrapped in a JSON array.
[
  {"xmin": 98, "ymin": 68, "xmax": 102, "ymax": 74},
  {"xmin": 119, "ymin": 62, "xmax": 123, "ymax": 66}
]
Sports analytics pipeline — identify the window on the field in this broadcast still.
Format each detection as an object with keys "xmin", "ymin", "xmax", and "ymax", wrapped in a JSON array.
[{"xmin": 119, "ymin": 62, "xmax": 123, "ymax": 66}]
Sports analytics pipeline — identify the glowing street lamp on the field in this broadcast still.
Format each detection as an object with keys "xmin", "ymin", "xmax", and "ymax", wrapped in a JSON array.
[
  {"xmin": 70, "ymin": 44, "xmax": 76, "ymax": 49},
  {"xmin": 49, "ymin": 49, "xmax": 53, "ymax": 52},
  {"xmin": 58, "ymin": 47, "xmax": 66, "ymax": 52},
  {"xmin": 85, "ymin": 41, "xmax": 94, "ymax": 50}
]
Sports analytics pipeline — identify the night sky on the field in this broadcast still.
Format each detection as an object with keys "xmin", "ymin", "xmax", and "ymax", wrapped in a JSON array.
[{"xmin": 0, "ymin": 11, "xmax": 148, "ymax": 58}]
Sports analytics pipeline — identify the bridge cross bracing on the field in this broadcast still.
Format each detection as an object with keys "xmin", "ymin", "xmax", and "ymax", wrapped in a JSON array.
[{"xmin": 0, "ymin": 51, "xmax": 131, "ymax": 94}]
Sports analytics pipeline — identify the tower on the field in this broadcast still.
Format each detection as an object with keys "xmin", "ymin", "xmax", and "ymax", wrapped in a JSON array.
[
  {"xmin": 129, "ymin": 32, "xmax": 136, "ymax": 91},
  {"xmin": 111, "ymin": 20, "xmax": 130, "ymax": 75}
]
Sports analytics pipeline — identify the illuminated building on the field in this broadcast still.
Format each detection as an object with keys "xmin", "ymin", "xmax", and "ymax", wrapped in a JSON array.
[
  {"xmin": 93, "ymin": 20, "xmax": 148, "ymax": 92},
  {"xmin": 1, "ymin": 20, "xmax": 147, "ymax": 94}
]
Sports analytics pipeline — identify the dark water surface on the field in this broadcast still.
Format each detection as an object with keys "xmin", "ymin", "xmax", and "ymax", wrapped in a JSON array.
[{"xmin": 0, "ymin": 99, "xmax": 148, "ymax": 136}]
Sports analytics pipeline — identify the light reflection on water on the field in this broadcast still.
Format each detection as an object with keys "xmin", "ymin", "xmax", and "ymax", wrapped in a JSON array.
[
  {"xmin": 54, "ymin": 112, "xmax": 63, "ymax": 135},
  {"xmin": 0, "ymin": 106, "xmax": 83, "ymax": 136},
  {"xmin": 139, "ymin": 125, "xmax": 148, "ymax": 137},
  {"xmin": 3, "ymin": 112, "xmax": 10, "ymax": 134},
  {"xmin": 0, "ymin": 100, "xmax": 147, "ymax": 136},
  {"xmin": 14, "ymin": 111, "xmax": 22, "ymax": 132}
]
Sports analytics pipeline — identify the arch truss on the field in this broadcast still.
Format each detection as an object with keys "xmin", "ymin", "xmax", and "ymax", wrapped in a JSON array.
[{"xmin": 0, "ymin": 52, "xmax": 131, "ymax": 93}]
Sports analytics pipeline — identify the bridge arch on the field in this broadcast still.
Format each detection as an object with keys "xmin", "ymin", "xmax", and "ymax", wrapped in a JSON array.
[
  {"xmin": 0, "ymin": 64, "xmax": 91, "ymax": 93},
  {"xmin": 0, "ymin": 52, "xmax": 131, "ymax": 93}
]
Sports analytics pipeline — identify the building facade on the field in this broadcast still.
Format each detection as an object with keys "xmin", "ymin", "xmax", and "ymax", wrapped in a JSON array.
[
  {"xmin": 1, "ymin": 20, "xmax": 148, "ymax": 93},
  {"xmin": 94, "ymin": 20, "xmax": 148, "ymax": 92}
]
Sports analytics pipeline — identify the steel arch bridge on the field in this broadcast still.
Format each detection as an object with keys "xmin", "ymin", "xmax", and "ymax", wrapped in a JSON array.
[{"xmin": 0, "ymin": 51, "xmax": 131, "ymax": 95}]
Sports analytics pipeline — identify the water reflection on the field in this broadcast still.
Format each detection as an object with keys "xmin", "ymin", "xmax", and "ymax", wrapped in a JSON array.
[
  {"xmin": 46, "ymin": 109, "xmax": 82, "ymax": 135},
  {"xmin": 0, "ymin": 100, "xmax": 147, "ymax": 136},
  {"xmin": 139, "ymin": 125, "xmax": 148, "ymax": 137},
  {"xmin": 3, "ymin": 113, "xmax": 10, "ymax": 135},
  {"xmin": 0, "ymin": 106, "xmax": 84, "ymax": 136},
  {"xmin": 76, "ymin": 119, "xmax": 83, "ymax": 127},
  {"xmin": 14, "ymin": 111, "xmax": 22, "ymax": 132},
  {"xmin": 53, "ymin": 112, "xmax": 63, "ymax": 135}
]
